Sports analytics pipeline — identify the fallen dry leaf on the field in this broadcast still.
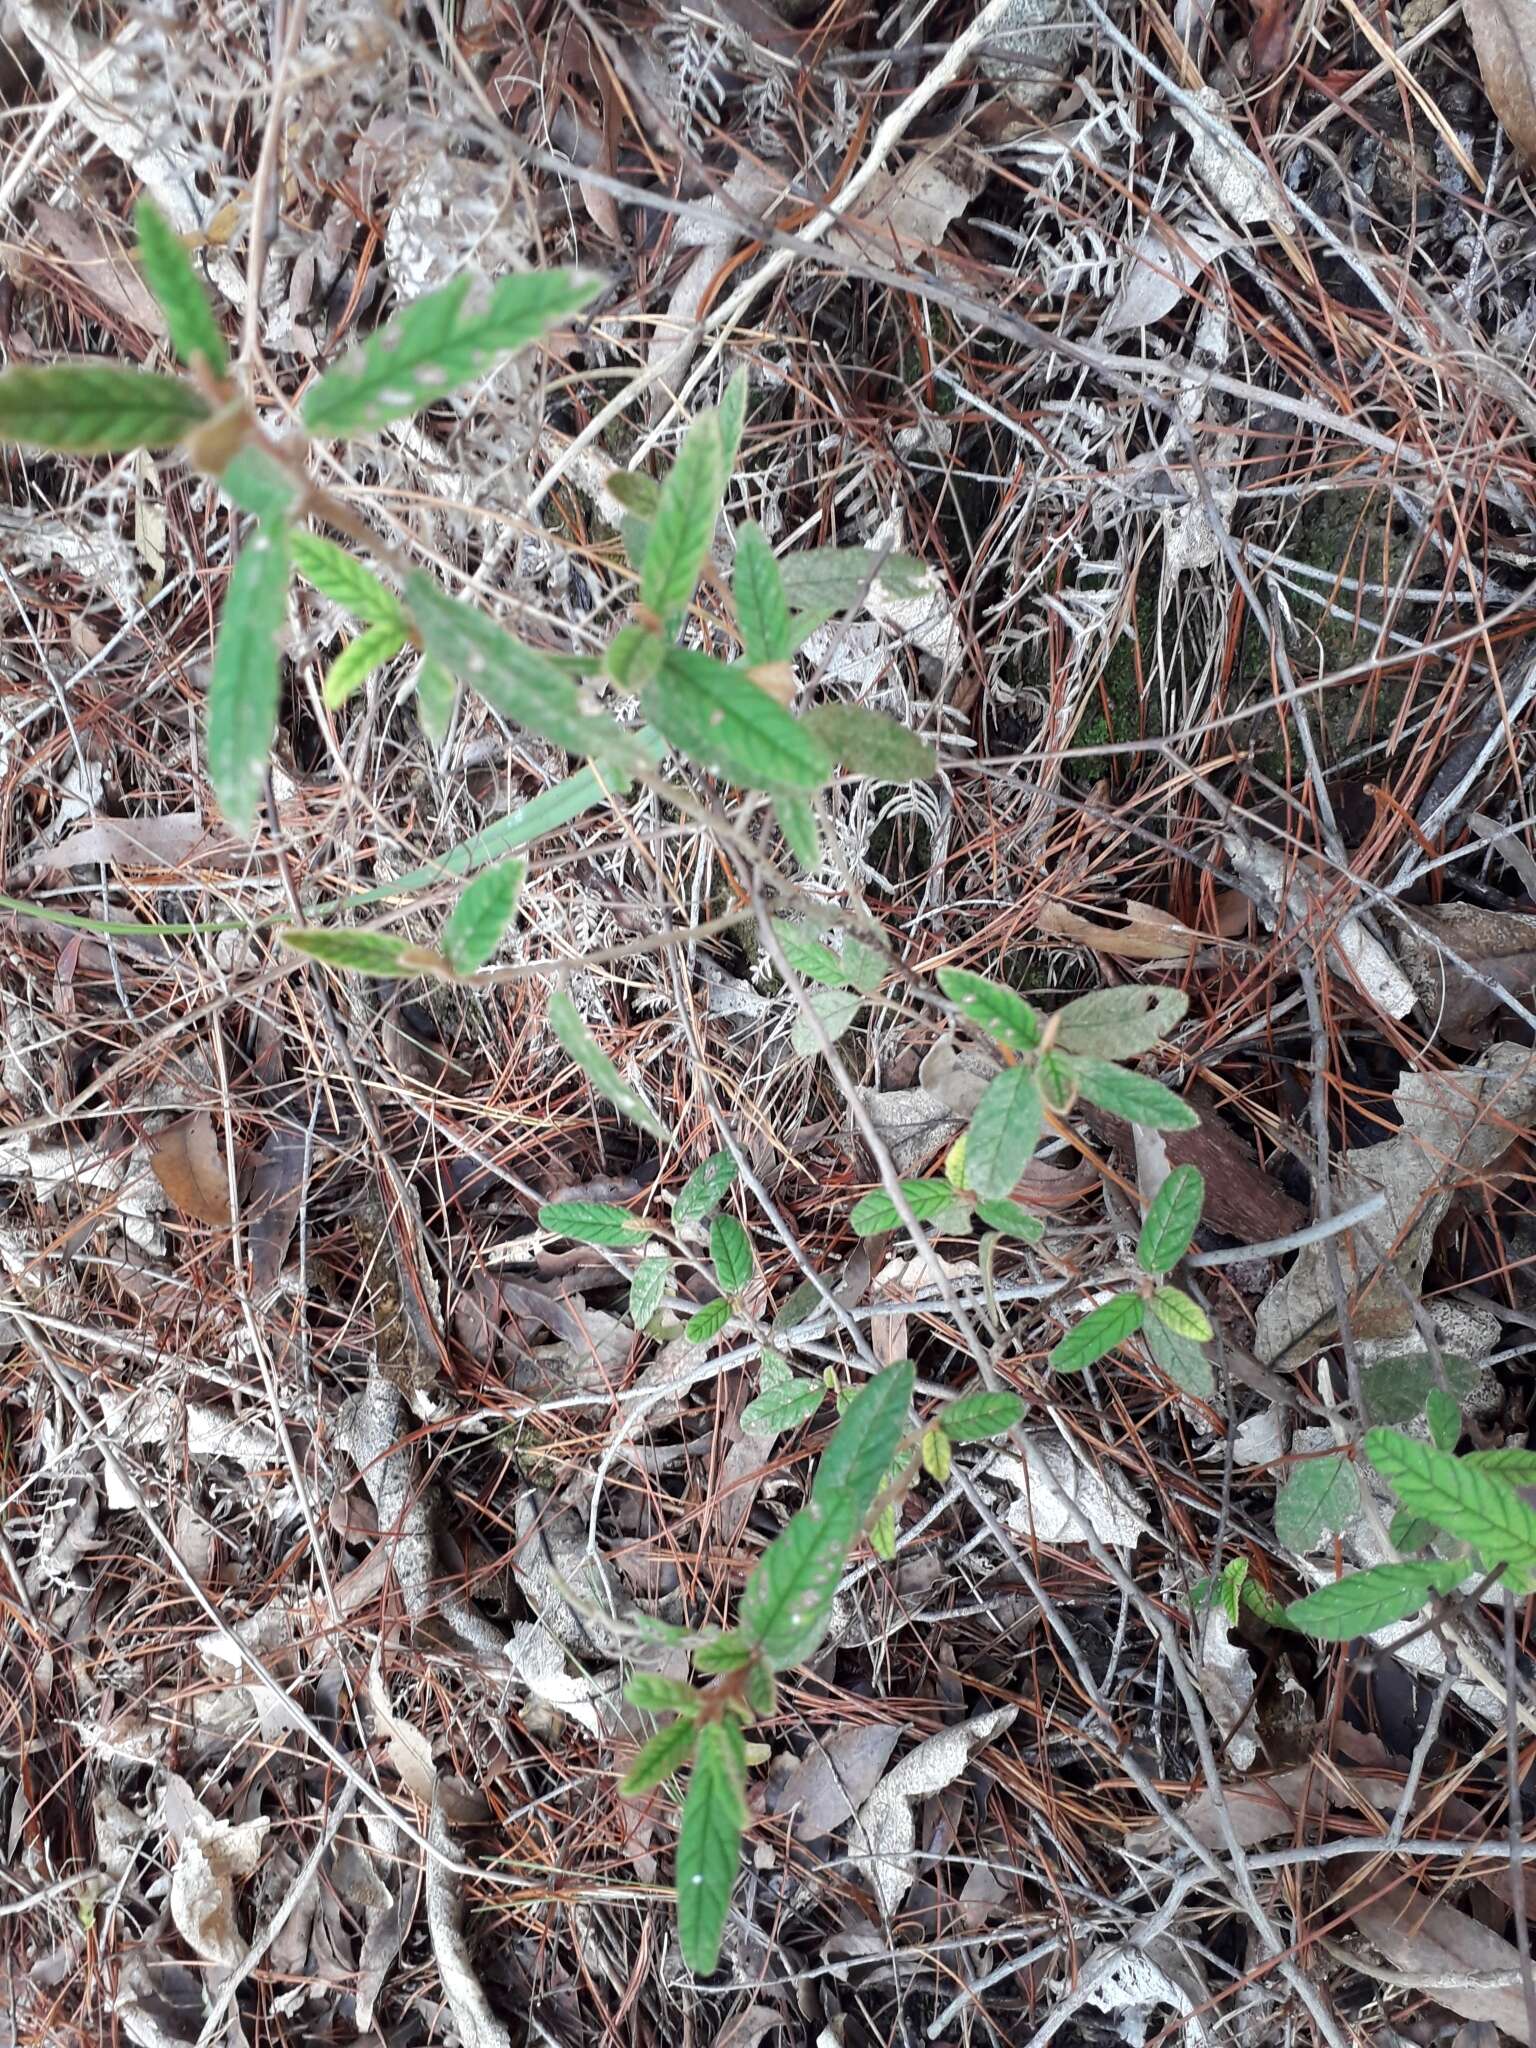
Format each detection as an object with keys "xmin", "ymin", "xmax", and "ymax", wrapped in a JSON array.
[
  {"xmin": 34, "ymin": 810, "xmax": 243, "ymax": 876},
  {"xmin": 1347, "ymin": 1873, "xmax": 1532, "ymax": 2043},
  {"xmin": 713, "ymin": 2007, "xmax": 788, "ymax": 2048},
  {"xmin": 1101, "ymin": 222, "xmax": 1226, "ymax": 337},
  {"xmin": 426, "ymin": 1793, "xmax": 513, "ymax": 2048},
  {"xmin": 847, "ymin": 1706, "xmax": 1016, "ymax": 1917},
  {"xmin": 26, "ymin": 202, "xmax": 168, "ymax": 335},
  {"xmin": 244, "ymin": 1125, "xmax": 305, "ymax": 1294},
  {"xmin": 1129, "ymin": 1759, "xmax": 1407, "ymax": 1856},
  {"xmin": 148, "ymin": 1110, "xmax": 232, "ymax": 1226},
  {"xmin": 993, "ymin": 1435, "xmax": 1148, "ymax": 1548},
  {"xmin": 1197, "ymin": 1606, "xmax": 1257, "ymax": 1770},
  {"xmin": 770, "ymin": 1722, "xmax": 903, "ymax": 1843},
  {"xmin": 1081, "ymin": 1084, "xmax": 1305, "ymax": 1244},
  {"xmin": 1224, "ymin": 831, "xmax": 1415, "ymax": 1019},
  {"xmin": 163, "ymin": 1774, "xmax": 268, "ymax": 1968},
  {"xmin": 368, "ymin": 1652, "xmax": 437, "ymax": 1803},
  {"xmin": 1039, "ymin": 901, "xmax": 1205, "ymax": 961},
  {"xmin": 1397, "ymin": 901, "xmax": 1536, "ymax": 1046},
  {"xmin": 827, "ymin": 145, "xmax": 986, "ymax": 265},
  {"xmin": 1466, "ymin": 0, "xmax": 1536, "ymax": 162},
  {"xmin": 1255, "ymin": 1042, "xmax": 1536, "ymax": 1366}
]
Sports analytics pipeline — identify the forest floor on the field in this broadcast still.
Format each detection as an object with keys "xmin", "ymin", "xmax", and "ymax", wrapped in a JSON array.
[{"xmin": 5, "ymin": 1, "xmax": 1536, "ymax": 2044}]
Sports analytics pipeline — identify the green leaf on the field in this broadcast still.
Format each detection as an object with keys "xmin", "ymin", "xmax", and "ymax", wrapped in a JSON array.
[
  {"xmin": 811, "ymin": 1360, "xmax": 915, "ymax": 1522},
  {"xmin": 0, "ymin": 364, "xmax": 210, "ymax": 452},
  {"xmin": 1427, "ymin": 1387, "xmax": 1461, "ymax": 1452},
  {"xmin": 686, "ymin": 1297, "xmax": 733, "ymax": 1344},
  {"xmin": 1239, "ymin": 1575, "xmax": 1291, "ymax": 1630},
  {"xmin": 415, "ymin": 657, "xmax": 456, "ymax": 745},
  {"xmin": 938, "ymin": 1390, "xmax": 1026, "ymax": 1442},
  {"xmin": 789, "ymin": 986, "xmax": 862, "ymax": 1057},
  {"xmin": 620, "ymin": 1714, "xmax": 698, "ymax": 1796},
  {"xmin": 1361, "ymin": 1352, "xmax": 1477, "ymax": 1426},
  {"xmin": 207, "ymin": 519, "xmax": 292, "ymax": 832},
  {"xmin": 675, "ymin": 1152, "xmax": 738, "ymax": 1230},
  {"xmin": 1284, "ymin": 1561, "xmax": 1466, "ymax": 1641},
  {"xmin": 643, "ymin": 411, "xmax": 726, "ymax": 631},
  {"xmin": 743, "ymin": 1659, "xmax": 776, "ymax": 1719},
  {"xmin": 774, "ymin": 795, "xmax": 820, "ymax": 869},
  {"xmin": 1053, "ymin": 985, "xmax": 1189, "ymax": 1060},
  {"xmin": 772, "ymin": 1279, "xmax": 828, "ymax": 1336},
  {"xmin": 1050, "ymin": 1293, "xmax": 1145, "ymax": 1372},
  {"xmin": 710, "ymin": 1214, "xmax": 753, "ymax": 1297},
  {"xmin": 676, "ymin": 1719, "xmax": 747, "ymax": 1975},
  {"xmin": 772, "ymin": 920, "xmax": 849, "ymax": 989},
  {"xmin": 733, "ymin": 522, "xmax": 792, "ymax": 665},
  {"xmin": 973, "ymin": 1198, "xmax": 1043, "ymax": 1242},
  {"xmin": 406, "ymin": 573, "xmax": 646, "ymax": 777},
  {"xmin": 1274, "ymin": 1453, "xmax": 1358, "ymax": 1552},
  {"xmin": 1218, "ymin": 1556, "xmax": 1248, "ymax": 1626},
  {"xmin": 779, "ymin": 547, "xmax": 924, "ymax": 618},
  {"xmin": 1136, "ymin": 1165, "xmax": 1205, "ymax": 1275},
  {"xmin": 625, "ymin": 1673, "xmax": 702, "ymax": 1715},
  {"xmin": 1464, "ymin": 1448, "xmax": 1536, "ymax": 1484},
  {"xmin": 1071, "ymin": 1060, "xmax": 1197, "ymax": 1130},
  {"xmin": 741, "ymin": 1353, "xmax": 825, "ymax": 1439},
  {"xmin": 965, "ymin": 1067, "xmax": 1043, "ymax": 1202},
  {"xmin": 921, "ymin": 1426, "xmax": 952, "ymax": 1482},
  {"xmin": 303, "ymin": 268, "xmax": 600, "ymax": 435},
  {"xmin": 350, "ymin": 765, "xmax": 620, "ymax": 905},
  {"xmin": 607, "ymin": 470, "xmax": 661, "ymax": 517},
  {"xmin": 800, "ymin": 703, "xmax": 936, "ymax": 783},
  {"xmin": 692, "ymin": 1635, "xmax": 752, "ymax": 1674},
  {"xmin": 605, "ymin": 623, "xmax": 665, "ymax": 689},
  {"xmin": 217, "ymin": 444, "xmax": 302, "ymax": 520},
  {"xmin": 538, "ymin": 1200, "xmax": 650, "ymax": 1248},
  {"xmin": 1143, "ymin": 1315, "xmax": 1214, "ymax": 1397},
  {"xmin": 643, "ymin": 648, "xmax": 830, "ymax": 792},
  {"xmin": 1148, "ymin": 1286, "xmax": 1212, "ymax": 1342},
  {"xmin": 1361, "ymin": 1356, "xmax": 1432, "ymax": 1426},
  {"xmin": 621, "ymin": 512, "xmax": 653, "ymax": 572},
  {"xmin": 282, "ymin": 926, "xmax": 426, "ymax": 977},
  {"xmin": 1389, "ymin": 1507, "xmax": 1437, "ymax": 1551},
  {"xmin": 1036, "ymin": 1050, "xmax": 1077, "ymax": 1113},
  {"xmin": 134, "ymin": 198, "xmax": 227, "ymax": 375},
  {"xmin": 739, "ymin": 1496, "xmax": 861, "ymax": 1668},
  {"xmin": 717, "ymin": 364, "xmax": 748, "ymax": 472},
  {"xmin": 322, "ymin": 622, "xmax": 409, "ymax": 709},
  {"xmin": 841, "ymin": 935, "xmax": 886, "ymax": 994},
  {"xmin": 868, "ymin": 1502, "xmax": 898, "ymax": 1560},
  {"xmin": 849, "ymin": 1179, "xmax": 962, "ymax": 1236},
  {"xmin": 936, "ymin": 968, "xmax": 1041, "ymax": 1052},
  {"xmin": 440, "ymin": 857, "xmax": 524, "ymax": 976},
  {"xmin": 548, "ymin": 990, "xmax": 669, "ymax": 1141},
  {"xmin": 629, "ymin": 1257, "xmax": 672, "ymax": 1331},
  {"xmin": 290, "ymin": 532, "xmax": 408, "ymax": 628},
  {"xmin": 1365, "ymin": 1429, "xmax": 1536, "ymax": 1566}
]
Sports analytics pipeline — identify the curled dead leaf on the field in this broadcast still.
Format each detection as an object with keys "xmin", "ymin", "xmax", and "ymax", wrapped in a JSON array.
[
  {"xmin": 244, "ymin": 1125, "xmax": 305, "ymax": 1295},
  {"xmin": 1038, "ymin": 901, "xmax": 1205, "ymax": 961},
  {"xmin": 149, "ymin": 1110, "xmax": 232, "ymax": 1226},
  {"xmin": 1397, "ymin": 901, "xmax": 1536, "ymax": 1047},
  {"xmin": 1466, "ymin": 0, "xmax": 1536, "ymax": 162}
]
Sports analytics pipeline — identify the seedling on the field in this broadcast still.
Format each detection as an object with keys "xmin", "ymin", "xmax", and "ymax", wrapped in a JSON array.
[
  {"xmin": 0, "ymin": 204, "xmax": 936, "ymax": 1017},
  {"xmin": 616, "ymin": 1360, "xmax": 1023, "ymax": 1971}
]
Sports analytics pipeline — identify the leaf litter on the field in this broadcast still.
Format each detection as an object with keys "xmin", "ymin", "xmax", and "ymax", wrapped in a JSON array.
[{"xmin": 9, "ymin": 2, "xmax": 1536, "ymax": 2044}]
